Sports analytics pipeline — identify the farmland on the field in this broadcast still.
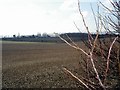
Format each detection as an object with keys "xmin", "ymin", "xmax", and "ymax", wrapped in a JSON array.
[{"xmin": 2, "ymin": 41, "xmax": 86, "ymax": 88}]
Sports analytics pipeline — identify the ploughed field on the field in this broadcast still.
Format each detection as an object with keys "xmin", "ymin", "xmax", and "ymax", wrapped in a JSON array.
[{"xmin": 2, "ymin": 41, "xmax": 85, "ymax": 88}]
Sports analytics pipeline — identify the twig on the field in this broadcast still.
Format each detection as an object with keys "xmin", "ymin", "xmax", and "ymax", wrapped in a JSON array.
[
  {"xmin": 89, "ymin": 52, "xmax": 105, "ymax": 89},
  {"xmin": 91, "ymin": 15, "xmax": 103, "ymax": 53},
  {"xmin": 99, "ymin": 1, "xmax": 118, "ymax": 18},
  {"xmin": 63, "ymin": 67, "xmax": 91, "ymax": 89},
  {"xmin": 65, "ymin": 34, "xmax": 79, "ymax": 47},
  {"xmin": 90, "ymin": 3, "xmax": 98, "ymax": 31},
  {"xmin": 104, "ymin": 36, "xmax": 118, "ymax": 82},
  {"xmin": 78, "ymin": 0, "xmax": 93, "ymax": 47},
  {"xmin": 73, "ymin": 21, "xmax": 82, "ymax": 33},
  {"xmin": 57, "ymin": 34, "xmax": 89, "ymax": 56}
]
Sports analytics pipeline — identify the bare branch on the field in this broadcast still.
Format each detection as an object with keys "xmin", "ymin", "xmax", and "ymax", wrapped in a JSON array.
[
  {"xmin": 73, "ymin": 21, "xmax": 82, "ymax": 33},
  {"xmin": 78, "ymin": 0, "xmax": 93, "ymax": 45},
  {"xmin": 65, "ymin": 34, "xmax": 79, "ymax": 47},
  {"xmin": 63, "ymin": 67, "xmax": 91, "ymax": 89},
  {"xmin": 91, "ymin": 15, "xmax": 103, "ymax": 53},
  {"xmin": 104, "ymin": 36, "xmax": 118, "ymax": 82},
  {"xmin": 90, "ymin": 3, "xmax": 98, "ymax": 31},
  {"xmin": 99, "ymin": 1, "xmax": 118, "ymax": 18},
  {"xmin": 91, "ymin": 32, "xmax": 99, "ymax": 53},
  {"xmin": 89, "ymin": 52, "xmax": 105, "ymax": 89},
  {"xmin": 57, "ymin": 34, "xmax": 89, "ymax": 56}
]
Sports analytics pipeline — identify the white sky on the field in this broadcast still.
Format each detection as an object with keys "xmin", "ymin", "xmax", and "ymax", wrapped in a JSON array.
[{"xmin": 0, "ymin": 0, "xmax": 111, "ymax": 37}]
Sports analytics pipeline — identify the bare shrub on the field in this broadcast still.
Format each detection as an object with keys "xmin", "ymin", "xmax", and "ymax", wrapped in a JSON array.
[{"xmin": 57, "ymin": 0, "xmax": 120, "ymax": 89}]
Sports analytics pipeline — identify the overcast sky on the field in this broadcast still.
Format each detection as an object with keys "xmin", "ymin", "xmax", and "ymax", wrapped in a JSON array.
[{"xmin": 0, "ymin": 0, "xmax": 111, "ymax": 37}]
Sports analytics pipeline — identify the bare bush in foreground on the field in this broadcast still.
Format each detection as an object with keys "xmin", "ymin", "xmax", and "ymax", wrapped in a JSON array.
[{"xmin": 57, "ymin": 0, "xmax": 120, "ymax": 89}]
